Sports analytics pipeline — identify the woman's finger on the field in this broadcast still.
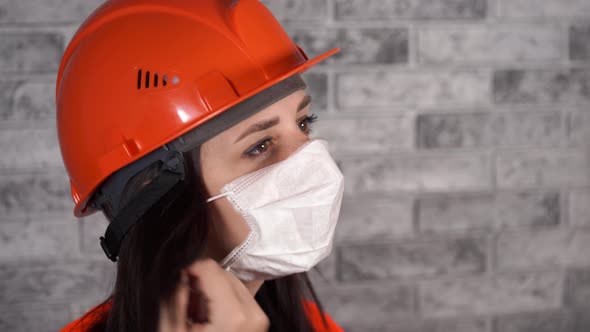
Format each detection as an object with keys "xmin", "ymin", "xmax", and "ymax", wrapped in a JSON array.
[
  {"xmin": 159, "ymin": 271, "xmax": 190, "ymax": 331},
  {"xmin": 184, "ymin": 259, "xmax": 268, "ymax": 332}
]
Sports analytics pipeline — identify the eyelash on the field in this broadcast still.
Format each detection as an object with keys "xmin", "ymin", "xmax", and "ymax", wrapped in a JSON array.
[{"xmin": 243, "ymin": 114, "xmax": 319, "ymax": 159}]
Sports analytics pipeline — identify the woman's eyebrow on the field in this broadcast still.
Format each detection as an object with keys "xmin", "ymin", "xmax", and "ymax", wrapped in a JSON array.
[
  {"xmin": 234, "ymin": 94, "xmax": 312, "ymax": 144},
  {"xmin": 297, "ymin": 94, "xmax": 312, "ymax": 112}
]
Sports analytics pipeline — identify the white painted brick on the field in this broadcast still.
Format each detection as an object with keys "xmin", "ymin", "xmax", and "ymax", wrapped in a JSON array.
[
  {"xmin": 570, "ymin": 188, "xmax": 590, "ymax": 227},
  {"xmin": 340, "ymin": 153, "xmax": 492, "ymax": 193},
  {"xmin": 339, "ymin": 236, "xmax": 486, "ymax": 281},
  {"xmin": 497, "ymin": 0, "xmax": 590, "ymax": 18},
  {"xmin": 292, "ymin": 27, "xmax": 409, "ymax": 65},
  {"xmin": 11, "ymin": 82, "xmax": 55, "ymax": 121},
  {"xmin": 568, "ymin": 112, "xmax": 590, "ymax": 147},
  {"xmin": 0, "ymin": 171, "xmax": 73, "ymax": 218},
  {"xmin": 419, "ymin": 25, "xmax": 564, "ymax": 64},
  {"xmin": 496, "ymin": 149, "xmax": 590, "ymax": 188},
  {"xmin": 335, "ymin": 0, "xmax": 487, "ymax": 20},
  {"xmin": 418, "ymin": 112, "xmax": 563, "ymax": 149},
  {"xmin": 421, "ymin": 271, "xmax": 563, "ymax": 317},
  {"xmin": 496, "ymin": 228, "xmax": 590, "ymax": 270},
  {"xmin": 494, "ymin": 69, "xmax": 590, "ymax": 105},
  {"xmin": 337, "ymin": 70, "xmax": 491, "ymax": 108},
  {"xmin": 336, "ymin": 195, "xmax": 414, "ymax": 242},
  {"xmin": 260, "ymin": 0, "xmax": 328, "ymax": 22},
  {"xmin": 0, "ymin": 128, "xmax": 62, "ymax": 169},
  {"xmin": 0, "ymin": 0, "xmax": 103, "ymax": 24},
  {"xmin": 313, "ymin": 114, "xmax": 414, "ymax": 154},
  {"xmin": 315, "ymin": 283, "xmax": 415, "ymax": 327},
  {"xmin": 418, "ymin": 191, "xmax": 559, "ymax": 233},
  {"xmin": 0, "ymin": 218, "xmax": 78, "ymax": 261},
  {"xmin": 0, "ymin": 32, "xmax": 63, "ymax": 73},
  {"xmin": 0, "ymin": 260, "xmax": 114, "ymax": 305}
]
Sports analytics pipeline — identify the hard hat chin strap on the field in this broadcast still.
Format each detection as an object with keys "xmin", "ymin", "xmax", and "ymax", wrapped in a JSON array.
[{"xmin": 95, "ymin": 147, "xmax": 186, "ymax": 262}]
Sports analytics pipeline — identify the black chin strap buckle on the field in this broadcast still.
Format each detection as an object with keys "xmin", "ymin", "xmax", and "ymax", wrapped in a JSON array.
[{"xmin": 100, "ymin": 236, "xmax": 118, "ymax": 262}]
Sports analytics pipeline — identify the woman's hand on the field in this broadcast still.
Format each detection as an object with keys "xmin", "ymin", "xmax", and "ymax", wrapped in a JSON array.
[{"xmin": 159, "ymin": 258, "xmax": 269, "ymax": 332}]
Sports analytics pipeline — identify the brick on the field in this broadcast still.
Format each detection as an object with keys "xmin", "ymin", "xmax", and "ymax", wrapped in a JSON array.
[
  {"xmin": 10, "ymin": 82, "xmax": 56, "ymax": 121},
  {"xmin": 497, "ymin": 0, "xmax": 590, "ymax": 18},
  {"xmin": 0, "ymin": 260, "xmax": 114, "ymax": 305},
  {"xmin": 301, "ymin": 72, "xmax": 328, "ymax": 111},
  {"xmin": 418, "ymin": 193, "xmax": 494, "ymax": 232},
  {"xmin": 340, "ymin": 327, "xmax": 386, "ymax": 332},
  {"xmin": 339, "ymin": 153, "xmax": 492, "ymax": 193},
  {"xmin": 0, "ymin": 0, "xmax": 102, "ymax": 24},
  {"xmin": 335, "ymin": 195, "xmax": 413, "ymax": 242},
  {"xmin": 315, "ymin": 283, "xmax": 415, "ymax": 327},
  {"xmin": 334, "ymin": 0, "xmax": 486, "ymax": 20},
  {"xmin": 493, "ymin": 69, "xmax": 590, "ymax": 104},
  {"xmin": 313, "ymin": 114, "xmax": 414, "ymax": 154},
  {"xmin": 0, "ymin": 172, "xmax": 73, "ymax": 218},
  {"xmin": 417, "ymin": 191, "xmax": 559, "ymax": 233},
  {"xmin": 0, "ymin": 32, "xmax": 63, "ymax": 73},
  {"xmin": 339, "ymin": 237, "xmax": 486, "ymax": 281},
  {"xmin": 496, "ymin": 149, "xmax": 590, "ymax": 188},
  {"xmin": 260, "ymin": 0, "xmax": 327, "ymax": 22},
  {"xmin": 496, "ymin": 228, "xmax": 590, "ymax": 270},
  {"xmin": 568, "ymin": 112, "xmax": 590, "ymax": 146},
  {"xmin": 384, "ymin": 318, "xmax": 487, "ymax": 332},
  {"xmin": 495, "ymin": 191, "xmax": 560, "ymax": 229},
  {"xmin": 565, "ymin": 309, "xmax": 590, "ymax": 332},
  {"xmin": 0, "ymin": 302, "xmax": 72, "ymax": 332},
  {"xmin": 337, "ymin": 71, "xmax": 491, "ymax": 108},
  {"xmin": 494, "ymin": 310, "xmax": 568, "ymax": 332},
  {"xmin": 292, "ymin": 28, "xmax": 408, "ymax": 65},
  {"xmin": 345, "ymin": 318, "xmax": 487, "ymax": 332},
  {"xmin": 564, "ymin": 267, "xmax": 590, "ymax": 309},
  {"xmin": 0, "ymin": 128, "xmax": 62, "ymax": 169},
  {"xmin": 0, "ymin": 81, "xmax": 20, "ymax": 120},
  {"xmin": 571, "ymin": 24, "xmax": 590, "ymax": 61},
  {"xmin": 570, "ymin": 189, "xmax": 590, "ymax": 227},
  {"xmin": 420, "ymin": 271, "xmax": 562, "ymax": 317},
  {"xmin": 419, "ymin": 25, "xmax": 563, "ymax": 64},
  {"xmin": 1, "ymin": 81, "xmax": 55, "ymax": 122},
  {"xmin": 417, "ymin": 112, "xmax": 563, "ymax": 149},
  {"xmin": 0, "ymin": 219, "xmax": 78, "ymax": 261}
]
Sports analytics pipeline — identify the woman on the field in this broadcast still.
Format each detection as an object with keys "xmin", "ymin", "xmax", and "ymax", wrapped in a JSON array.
[{"xmin": 56, "ymin": 0, "xmax": 344, "ymax": 331}]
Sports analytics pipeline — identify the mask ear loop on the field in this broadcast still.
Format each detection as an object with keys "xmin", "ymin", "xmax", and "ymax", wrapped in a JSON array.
[{"xmin": 206, "ymin": 192, "xmax": 230, "ymax": 203}]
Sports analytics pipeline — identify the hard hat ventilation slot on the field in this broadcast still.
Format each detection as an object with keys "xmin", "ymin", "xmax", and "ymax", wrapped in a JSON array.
[{"xmin": 137, "ymin": 70, "xmax": 177, "ymax": 90}]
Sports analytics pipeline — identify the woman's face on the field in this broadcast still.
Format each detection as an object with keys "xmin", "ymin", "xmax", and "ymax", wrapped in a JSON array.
[{"xmin": 199, "ymin": 89, "xmax": 317, "ymax": 262}]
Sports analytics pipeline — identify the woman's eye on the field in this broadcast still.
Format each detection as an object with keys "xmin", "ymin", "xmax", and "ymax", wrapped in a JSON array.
[
  {"xmin": 298, "ymin": 113, "xmax": 318, "ymax": 134},
  {"xmin": 242, "ymin": 114, "xmax": 318, "ymax": 159},
  {"xmin": 244, "ymin": 137, "xmax": 274, "ymax": 158}
]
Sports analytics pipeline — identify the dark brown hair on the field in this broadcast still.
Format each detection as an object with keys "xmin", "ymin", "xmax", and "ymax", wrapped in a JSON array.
[{"xmin": 80, "ymin": 145, "xmax": 327, "ymax": 332}]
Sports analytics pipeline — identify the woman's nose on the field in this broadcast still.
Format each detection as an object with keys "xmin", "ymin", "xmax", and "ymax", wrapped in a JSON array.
[{"xmin": 276, "ymin": 131, "xmax": 310, "ymax": 162}]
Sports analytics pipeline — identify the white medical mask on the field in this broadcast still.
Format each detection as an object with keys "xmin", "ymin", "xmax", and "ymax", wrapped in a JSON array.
[{"xmin": 206, "ymin": 138, "xmax": 344, "ymax": 281}]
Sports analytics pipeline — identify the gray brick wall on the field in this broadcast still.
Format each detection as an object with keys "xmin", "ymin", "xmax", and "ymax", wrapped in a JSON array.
[{"xmin": 0, "ymin": 0, "xmax": 588, "ymax": 331}]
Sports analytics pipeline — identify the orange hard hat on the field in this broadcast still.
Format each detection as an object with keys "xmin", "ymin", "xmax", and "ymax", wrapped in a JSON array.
[{"xmin": 56, "ymin": 0, "xmax": 339, "ymax": 217}]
